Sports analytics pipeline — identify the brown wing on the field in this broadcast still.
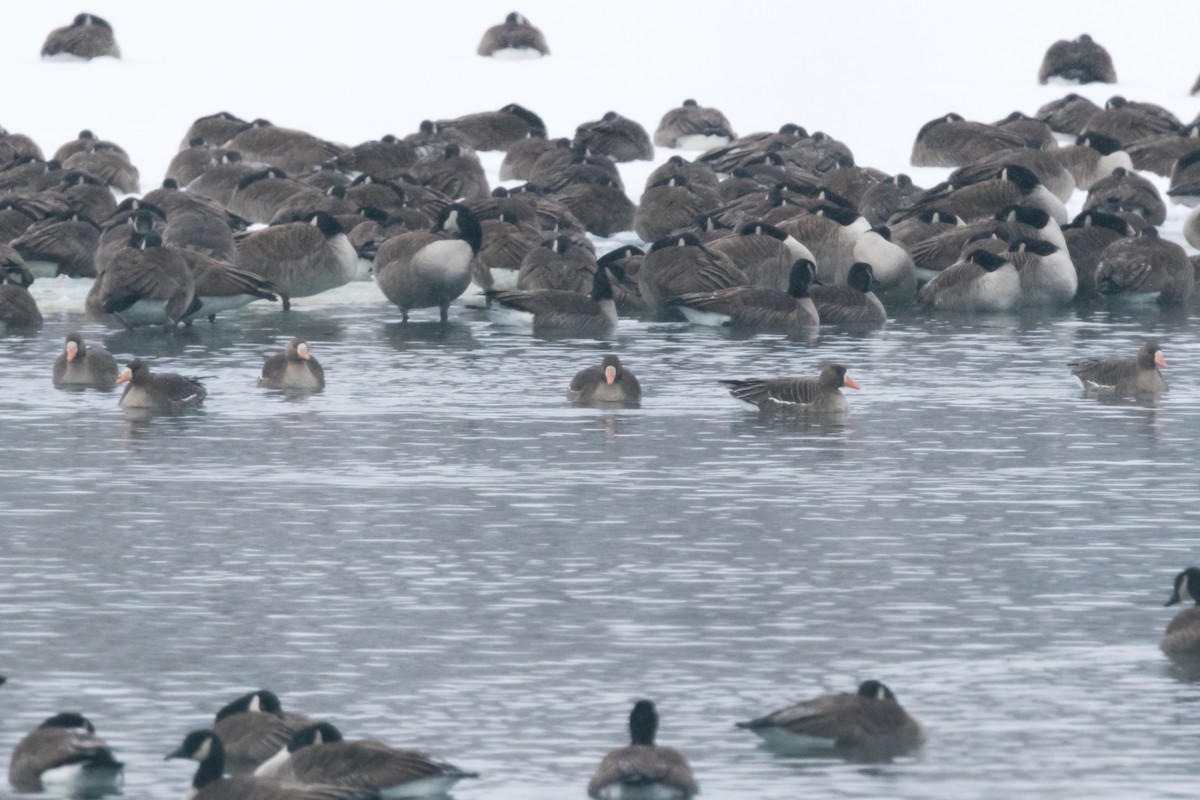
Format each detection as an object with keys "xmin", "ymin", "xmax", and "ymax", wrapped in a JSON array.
[
  {"xmin": 237, "ymin": 222, "xmax": 327, "ymax": 264},
  {"xmin": 587, "ymin": 745, "xmax": 697, "ymax": 799},
  {"xmin": 292, "ymin": 740, "xmax": 467, "ymax": 787},
  {"xmin": 490, "ymin": 288, "xmax": 600, "ymax": 316},
  {"xmin": 214, "ymin": 713, "xmax": 299, "ymax": 767},
  {"xmin": 569, "ymin": 365, "xmax": 604, "ymax": 393},
  {"xmin": 202, "ymin": 776, "xmax": 380, "ymax": 800},
  {"xmin": 8, "ymin": 728, "xmax": 118, "ymax": 792},
  {"xmin": 723, "ymin": 377, "xmax": 822, "ymax": 407},
  {"xmin": 1069, "ymin": 357, "xmax": 1137, "ymax": 390}
]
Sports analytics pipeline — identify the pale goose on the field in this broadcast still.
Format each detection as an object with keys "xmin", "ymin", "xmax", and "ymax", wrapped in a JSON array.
[
  {"xmin": 723, "ymin": 364, "xmax": 859, "ymax": 414},
  {"xmin": 587, "ymin": 700, "xmax": 696, "ymax": 800},
  {"xmin": 236, "ymin": 212, "xmax": 358, "ymax": 310},
  {"xmin": 1163, "ymin": 567, "xmax": 1200, "ymax": 661},
  {"xmin": 212, "ymin": 690, "xmax": 317, "ymax": 775},
  {"xmin": 53, "ymin": 332, "xmax": 118, "ymax": 388},
  {"xmin": 1070, "ymin": 341, "xmax": 1167, "ymax": 395},
  {"xmin": 373, "ymin": 203, "xmax": 482, "ymax": 322},
  {"xmin": 8, "ymin": 712, "xmax": 123, "ymax": 794},
  {"xmin": 669, "ymin": 258, "xmax": 818, "ymax": 332},
  {"xmin": 567, "ymin": 355, "xmax": 642, "ymax": 406}
]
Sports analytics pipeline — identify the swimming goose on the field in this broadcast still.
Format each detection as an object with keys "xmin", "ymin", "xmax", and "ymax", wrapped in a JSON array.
[
  {"xmin": 374, "ymin": 203, "xmax": 482, "ymax": 321},
  {"xmin": 654, "ymin": 99, "xmax": 736, "ymax": 151},
  {"xmin": 11, "ymin": 211, "xmax": 101, "ymax": 278},
  {"xmin": 53, "ymin": 333, "xmax": 118, "ymax": 388},
  {"xmin": 41, "ymin": 13, "xmax": 120, "ymax": 59},
  {"xmin": 1006, "ymin": 238, "xmax": 1077, "ymax": 306},
  {"xmin": 810, "ymin": 262, "xmax": 887, "ymax": 325},
  {"xmin": 567, "ymin": 355, "xmax": 642, "ymax": 406},
  {"xmin": 117, "ymin": 360, "xmax": 205, "ymax": 410},
  {"xmin": 917, "ymin": 249, "xmax": 1020, "ymax": 312},
  {"xmin": 1084, "ymin": 167, "xmax": 1166, "ymax": 224},
  {"xmin": 258, "ymin": 338, "xmax": 325, "ymax": 391},
  {"xmin": 226, "ymin": 120, "xmax": 345, "ymax": 175},
  {"xmin": 723, "ymin": 363, "xmax": 859, "ymax": 414},
  {"xmin": 212, "ymin": 690, "xmax": 317, "ymax": 775},
  {"xmin": 488, "ymin": 262, "xmax": 618, "ymax": 335},
  {"xmin": 236, "ymin": 212, "xmax": 358, "ymax": 310},
  {"xmin": 910, "ymin": 113, "xmax": 1026, "ymax": 167},
  {"xmin": 254, "ymin": 721, "xmax": 477, "ymax": 798},
  {"xmin": 8, "ymin": 713, "xmax": 124, "ymax": 794},
  {"xmin": 477, "ymin": 12, "xmax": 549, "ymax": 58},
  {"xmin": 637, "ymin": 233, "xmax": 747, "ymax": 315},
  {"xmin": 0, "ymin": 251, "xmax": 42, "ymax": 329},
  {"xmin": 573, "ymin": 111, "xmax": 653, "ymax": 162},
  {"xmin": 167, "ymin": 729, "xmax": 379, "ymax": 800},
  {"xmin": 670, "ymin": 258, "xmax": 818, "ymax": 331},
  {"xmin": 1063, "ymin": 211, "xmax": 1134, "ymax": 292},
  {"xmin": 587, "ymin": 701, "xmax": 695, "ymax": 800},
  {"xmin": 1168, "ymin": 149, "xmax": 1200, "ymax": 206},
  {"xmin": 86, "ymin": 232, "xmax": 196, "ymax": 328},
  {"xmin": 1070, "ymin": 341, "xmax": 1167, "ymax": 395},
  {"xmin": 433, "ymin": 104, "xmax": 546, "ymax": 152},
  {"xmin": 1038, "ymin": 34, "xmax": 1116, "ymax": 84},
  {"xmin": 736, "ymin": 680, "xmax": 924, "ymax": 760},
  {"xmin": 1164, "ymin": 567, "xmax": 1200, "ymax": 660},
  {"xmin": 1094, "ymin": 227, "xmax": 1194, "ymax": 304}
]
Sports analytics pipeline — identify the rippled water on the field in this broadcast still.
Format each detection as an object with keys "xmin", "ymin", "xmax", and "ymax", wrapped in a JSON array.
[{"xmin": 3, "ymin": 287, "xmax": 1200, "ymax": 799}]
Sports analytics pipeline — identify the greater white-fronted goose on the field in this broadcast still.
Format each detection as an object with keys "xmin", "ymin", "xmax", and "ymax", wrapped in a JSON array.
[
  {"xmin": 86, "ymin": 232, "xmax": 196, "ymax": 328},
  {"xmin": 573, "ymin": 111, "xmax": 653, "ymax": 162},
  {"xmin": 117, "ymin": 360, "xmax": 206, "ymax": 410},
  {"xmin": 477, "ymin": 12, "xmax": 549, "ymax": 58},
  {"xmin": 8, "ymin": 712, "xmax": 123, "ymax": 794},
  {"xmin": 374, "ymin": 203, "xmax": 482, "ymax": 322},
  {"xmin": 1070, "ymin": 341, "xmax": 1167, "ymax": 395},
  {"xmin": 1038, "ymin": 34, "xmax": 1116, "ymax": 84},
  {"xmin": 258, "ymin": 338, "xmax": 325, "ymax": 391},
  {"xmin": 654, "ymin": 99, "xmax": 736, "ymax": 150},
  {"xmin": 810, "ymin": 262, "xmax": 887, "ymax": 325},
  {"xmin": 567, "ymin": 354, "xmax": 641, "ymax": 406},
  {"xmin": 53, "ymin": 333, "xmax": 118, "ymax": 388},
  {"xmin": 723, "ymin": 363, "xmax": 859, "ymax": 414},
  {"xmin": 433, "ymin": 104, "xmax": 546, "ymax": 152},
  {"xmin": 637, "ymin": 233, "xmax": 747, "ymax": 315},
  {"xmin": 211, "ymin": 690, "xmax": 316, "ymax": 775},
  {"xmin": 252, "ymin": 721, "xmax": 478, "ymax": 797},
  {"xmin": 736, "ymin": 680, "xmax": 924, "ymax": 761},
  {"xmin": 1163, "ymin": 567, "xmax": 1200, "ymax": 661},
  {"xmin": 909, "ymin": 113, "xmax": 1026, "ymax": 167},
  {"xmin": 917, "ymin": 249, "xmax": 1020, "ymax": 312},
  {"xmin": 1006, "ymin": 238, "xmax": 1077, "ymax": 306},
  {"xmin": 1094, "ymin": 227, "xmax": 1194, "ymax": 304},
  {"xmin": 41, "ymin": 13, "xmax": 120, "ymax": 59},
  {"xmin": 587, "ymin": 700, "xmax": 697, "ymax": 800},
  {"xmin": 236, "ymin": 212, "xmax": 358, "ymax": 310},
  {"xmin": 487, "ymin": 262, "xmax": 618, "ymax": 335},
  {"xmin": 167, "ymin": 729, "xmax": 380, "ymax": 800},
  {"xmin": 670, "ymin": 258, "xmax": 818, "ymax": 332}
]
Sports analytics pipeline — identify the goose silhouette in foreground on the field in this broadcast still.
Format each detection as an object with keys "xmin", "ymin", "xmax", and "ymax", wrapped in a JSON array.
[
  {"xmin": 258, "ymin": 338, "xmax": 325, "ymax": 391},
  {"xmin": 736, "ymin": 680, "xmax": 924, "ymax": 761},
  {"xmin": 723, "ymin": 363, "xmax": 859, "ymax": 414},
  {"xmin": 41, "ymin": 13, "xmax": 120, "ymax": 59},
  {"xmin": 1163, "ymin": 567, "xmax": 1200, "ymax": 662},
  {"xmin": 53, "ymin": 332, "xmax": 118, "ymax": 388},
  {"xmin": 587, "ymin": 700, "xmax": 698, "ymax": 800},
  {"xmin": 1070, "ymin": 341, "xmax": 1167, "ymax": 395},
  {"xmin": 567, "ymin": 355, "xmax": 641, "ymax": 406},
  {"xmin": 8, "ymin": 712, "xmax": 124, "ymax": 794},
  {"xmin": 253, "ymin": 721, "xmax": 478, "ymax": 798},
  {"xmin": 117, "ymin": 360, "xmax": 206, "ymax": 411}
]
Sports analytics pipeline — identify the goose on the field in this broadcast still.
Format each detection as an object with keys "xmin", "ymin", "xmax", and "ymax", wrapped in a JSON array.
[
  {"xmin": 1127, "ymin": 124, "xmax": 1200, "ymax": 177},
  {"xmin": 487, "ymin": 261, "xmax": 618, "ymax": 335},
  {"xmin": 269, "ymin": 184, "xmax": 357, "ymax": 228},
  {"xmin": 810, "ymin": 262, "xmax": 887, "ymax": 325},
  {"xmin": 993, "ymin": 111, "xmax": 1059, "ymax": 150},
  {"xmin": 179, "ymin": 112, "xmax": 250, "ymax": 151},
  {"xmin": 1052, "ymin": 132, "xmax": 1135, "ymax": 191},
  {"xmin": 904, "ymin": 164, "xmax": 1067, "ymax": 225},
  {"xmin": 117, "ymin": 360, "xmax": 206, "ymax": 410},
  {"xmin": 225, "ymin": 120, "xmax": 345, "ymax": 175},
  {"xmin": 95, "ymin": 206, "xmax": 164, "ymax": 273},
  {"xmin": 1063, "ymin": 210, "xmax": 1134, "ymax": 292},
  {"xmin": 178, "ymin": 249, "xmax": 279, "ymax": 322},
  {"xmin": 1168, "ymin": 149, "xmax": 1200, "ymax": 206},
  {"xmin": 53, "ymin": 333, "xmax": 118, "ymax": 388},
  {"xmin": 723, "ymin": 363, "xmax": 859, "ymax": 414},
  {"xmin": 374, "ymin": 203, "xmax": 482, "ymax": 322},
  {"xmin": 41, "ymin": 13, "xmax": 120, "ymax": 59},
  {"xmin": 236, "ymin": 212, "xmax": 358, "ymax": 310},
  {"xmin": 515, "ymin": 234, "xmax": 598, "ymax": 293},
  {"xmin": 546, "ymin": 170, "xmax": 635, "ymax": 237},
  {"xmin": 1006, "ymin": 238, "xmax": 1077, "ymax": 306},
  {"xmin": 212, "ymin": 690, "xmax": 317, "ymax": 775},
  {"xmin": 228, "ymin": 169, "xmax": 319, "ymax": 225},
  {"xmin": 1038, "ymin": 34, "xmax": 1116, "ymax": 84},
  {"xmin": 848, "ymin": 226, "xmax": 916, "ymax": 305},
  {"xmin": 258, "ymin": 338, "xmax": 325, "ymax": 391},
  {"xmin": 858, "ymin": 174, "xmax": 922, "ymax": 226},
  {"xmin": 11, "ymin": 211, "xmax": 101, "ymax": 278},
  {"xmin": 1186, "ymin": 204, "xmax": 1200, "ymax": 249},
  {"xmin": 776, "ymin": 205, "xmax": 867, "ymax": 283},
  {"xmin": 1163, "ymin": 567, "xmax": 1200, "ymax": 660},
  {"xmin": 1094, "ymin": 227, "xmax": 1194, "ymax": 304},
  {"xmin": 477, "ymin": 12, "xmax": 549, "ymax": 58},
  {"xmin": 86, "ymin": 232, "xmax": 196, "ymax": 328},
  {"xmin": 907, "ymin": 205, "xmax": 1064, "ymax": 275},
  {"xmin": 1070, "ymin": 341, "xmax": 1167, "ymax": 395},
  {"xmin": 167, "ymin": 137, "xmax": 220, "ymax": 185},
  {"xmin": 187, "ymin": 151, "xmax": 263, "ymax": 207},
  {"xmin": 567, "ymin": 355, "xmax": 642, "ymax": 406},
  {"xmin": 164, "ymin": 208, "xmax": 240, "ymax": 265},
  {"xmin": 597, "ymin": 245, "xmax": 650, "ymax": 316},
  {"xmin": 334, "ymin": 135, "xmax": 417, "ymax": 179},
  {"xmin": 654, "ymin": 99, "xmax": 736, "ymax": 150},
  {"xmin": 499, "ymin": 133, "xmax": 556, "ymax": 181},
  {"xmin": 736, "ymin": 680, "xmax": 924, "ymax": 760},
  {"xmin": 62, "ymin": 148, "xmax": 140, "ymax": 194},
  {"xmin": 8, "ymin": 713, "xmax": 124, "ymax": 794},
  {"xmin": 633, "ymin": 175, "xmax": 721, "ymax": 243},
  {"xmin": 917, "ymin": 249, "xmax": 1020, "ymax": 312},
  {"xmin": 910, "ymin": 113, "xmax": 1026, "ymax": 167},
  {"xmin": 645, "ymin": 155, "xmax": 720, "ymax": 192},
  {"xmin": 1084, "ymin": 167, "xmax": 1166, "ymax": 223},
  {"xmin": 573, "ymin": 111, "xmax": 653, "ymax": 162},
  {"xmin": 0, "ymin": 252, "xmax": 42, "ymax": 329},
  {"xmin": 949, "ymin": 148, "xmax": 1076, "ymax": 203},
  {"xmin": 888, "ymin": 209, "xmax": 963, "ymax": 250},
  {"xmin": 57, "ymin": 169, "xmax": 120, "ymax": 223},
  {"xmin": 433, "ymin": 104, "xmax": 546, "ymax": 152},
  {"xmin": 587, "ymin": 701, "xmax": 695, "ymax": 800},
  {"xmin": 0, "ymin": 127, "xmax": 45, "ymax": 162},
  {"xmin": 253, "ymin": 721, "xmax": 478, "ymax": 798},
  {"xmin": 409, "ymin": 143, "xmax": 489, "ymax": 200},
  {"xmin": 1082, "ymin": 96, "xmax": 1182, "ymax": 147},
  {"xmin": 0, "ymin": 155, "xmax": 61, "ymax": 193},
  {"xmin": 167, "ymin": 729, "xmax": 380, "ymax": 800},
  {"xmin": 637, "ymin": 233, "xmax": 747, "ymax": 315},
  {"xmin": 469, "ymin": 211, "xmax": 542, "ymax": 291},
  {"xmin": 669, "ymin": 258, "xmax": 818, "ymax": 331},
  {"xmin": 707, "ymin": 221, "xmax": 815, "ymax": 291}
]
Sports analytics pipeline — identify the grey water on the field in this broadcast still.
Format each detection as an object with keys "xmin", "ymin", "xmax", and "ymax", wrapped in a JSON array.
[{"xmin": 4, "ymin": 288, "xmax": 1200, "ymax": 800}]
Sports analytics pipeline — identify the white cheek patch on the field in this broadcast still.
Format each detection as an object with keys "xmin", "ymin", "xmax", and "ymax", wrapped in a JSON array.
[
  {"xmin": 194, "ymin": 738, "xmax": 211, "ymax": 762},
  {"xmin": 1181, "ymin": 580, "xmax": 1193, "ymax": 602},
  {"xmin": 249, "ymin": 694, "xmax": 261, "ymax": 712}
]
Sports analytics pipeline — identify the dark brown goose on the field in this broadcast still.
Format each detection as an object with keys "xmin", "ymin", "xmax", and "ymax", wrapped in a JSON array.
[
  {"xmin": 574, "ymin": 111, "xmax": 653, "ymax": 162},
  {"xmin": 567, "ymin": 355, "xmax": 642, "ymax": 406},
  {"xmin": 1070, "ymin": 341, "xmax": 1167, "ymax": 395},
  {"xmin": 258, "ymin": 338, "xmax": 325, "ymax": 391},
  {"xmin": 516, "ymin": 234, "xmax": 597, "ymax": 293},
  {"xmin": 654, "ymin": 99, "xmax": 736, "ymax": 151},
  {"xmin": 373, "ymin": 203, "xmax": 482, "ymax": 322},
  {"xmin": 1036, "ymin": 93, "xmax": 1102, "ymax": 136},
  {"xmin": 810, "ymin": 262, "xmax": 887, "ymax": 325},
  {"xmin": 723, "ymin": 363, "xmax": 859, "ymax": 414},
  {"xmin": 178, "ymin": 249, "xmax": 279, "ymax": 322},
  {"xmin": 670, "ymin": 258, "xmax": 818, "ymax": 331},
  {"xmin": 41, "ymin": 13, "xmax": 120, "ymax": 59},
  {"xmin": 0, "ymin": 251, "xmax": 41, "ymax": 330},
  {"xmin": 637, "ymin": 233, "xmax": 747, "ymax": 315},
  {"xmin": 499, "ymin": 133, "xmax": 556, "ymax": 181},
  {"xmin": 1083, "ymin": 167, "xmax": 1166, "ymax": 224},
  {"xmin": 117, "ymin": 360, "xmax": 206, "ymax": 410},
  {"xmin": 228, "ymin": 169, "xmax": 319, "ymax": 225},
  {"xmin": 409, "ymin": 143, "xmax": 489, "ymax": 200},
  {"xmin": 212, "ymin": 690, "xmax": 317, "ymax": 775},
  {"xmin": 1126, "ymin": 124, "xmax": 1200, "ymax": 177},
  {"xmin": 8, "ymin": 712, "xmax": 123, "ymax": 794},
  {"xmin": 179, "ymin": 111, "xmax": 250, "ymax": 151},
  {"xmin": 477, "ymin": 12, "xmax": 549, "ymax": 57},
  {"xmin": 1168, "ymin": 149, "xmax": 1200, "ymax": 205},
  {"xmin": 1094, "ymin": 227, "xmax": 1194, "ymax": 304},
  {"xmin": 53, "ymin": 333, "xmax": 118, "ymax": 388},
  {"xmin": 587, "ymin": 701, "xmax": 696, "ymax": 800},
  {"xmin": 707, "ymin": 221, "xmax": 815, "ymax": 291},
  {"xmin": 736, "ymin": 680, "xmax": 924, "ymax": 760},
  {"xmin": 634, "ymin": 175, "xmax": 722, "ymax": 243},
  {"xmin": 167, "ymin": 136, "xmax": 220, "ymax": 185},
  {"xmin": 434, "ymin": 104, "xmax": 546, "ymax": 152},
  {"xmin": 186, "ymin": 151, "xmax": 261, "ymax": 207},
  {"xmin": 949, "ymin": 148, "xmax": 1075, "ymax": 203},
  {"xmin": 334, "ymin": 135, "xmax": 417, "ymax": 179},
  {"xmin": 62, "ymin": 148, "xmax": 139, "ymax": 194},
  {"xmin": 11, "ymin": 211, "xmax": 100, "ymax": 278},
  {"xmin": 235, "ymin": 212, "xmax": 358, "ymax": 310},
  {"xmin": 548, "ymin": 171, "xmax": 636, "ymax": 237},
  {"xmin": 1082, "ymin": 96, "xmax": 1182, "ymax": 147},
  {"xmin": 487, "ymin": 262, "xmax": 617, "ymax": 335},
  {"xmin": 1063, "ymin": 211, "xmax": 1134, "ymax": 292},
  {"xmin": 86, "ymin": 232, "xmax": 196, "ymax": 328},
  {"xmin": 252, "ymin": 722, "xmax": 477, "ymax": 797},
  {"xmin": 899, "ymin": 165, "xmax": 1067, "ymax": 225},
  {"xmin": 993, "ymin": 111, "xmax": 1059, "ymax": 150},
  {"xmin": 910, "ymin": 113, "xmax": 1027, "ymax": 167},
  {"xmin": 225, "ymin": 120, "xmax": 345, "ymax": 175},
  {"xmin": 1163, "ymin": 567, "xmax": 1200, "ymax": 661},
  {"xmin": 1038, "ymin": 34, "xmax": 1116, "ymax": 84}
]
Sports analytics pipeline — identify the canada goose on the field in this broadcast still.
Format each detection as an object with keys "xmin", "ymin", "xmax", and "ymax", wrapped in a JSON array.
[
  {"xmin": 258, "ymin": 338, "xmax": 325, "ymax": 391},
  {"xmin": 858, "ymin": 174, "xmax": 922, "ymax": 226},
  {"xmin": 187, "ymin": 151, "xmax": 262, "ymax": 207},
  {"xmin": 228, "ymin": 169, "xmax": 319, "ymax": 224},
  {"xmin": 117, "ymin": 359, "xmax": 206, "ymax": 410},
  {"xmin": 888, "ymin": 209, "xmax": 963, "ymax": 249},
  {"xmin": 178, "ymin": 249, "xmax": 279, "ymax": 322},
  {"xmin": 95, "ymin": 206, "xmax": 165, "ymax": 273},
  {"xmin": 8, "ymin": 712, "xmax": 124, "ymax": 794},
  {"xmin": 499, "ymin": 133, "xmax": 556, "ymax": 181},
  {"xmin": 910, "ymin": 113, "xmax": 1026, "ymax": 167},
  {"xmin": 706, "ymin": 221, "xmax": 814, "ymax": 291},
  {"xmin": 468, "ymin": 211, "xmax": 541, "ymax": 291},
  {"xmin": 226, "ymin": 120, "xmax": 345, "ymax": 175},
  {"xmin": 993, "ymin": 111, "xmax": 1059, "ymax": 150},
  {"xmin": 907, "ymin": 206, "xmax": 1060, "ymax": 275},
  {"xmin": 335, "ymin": 135, "xmax": 417, "ymax": 179},
  {"xmin": 0, "ymin": 155, "xmax": 61, "ymax": 193},
  {"xmin": 1163, "ymin": 567, "xmax": 1200, "ymax": 660},
  {"xmin": 949, "ymin": 148, "xmax": 1076, "ymax": 203},
  {"xmin": 54, "ymin": 169, "xmax": 119, "ymax": 222},
  {"xmin": 775, "ymin": 205, "xmax": 867, "ymax": 283},
  {"xmin": 86, "ymin": 232, "xmax": 196, "ymax": 328},
  {"xmin": 1168, "ymin": 149, "xmax": 1200, "ymax": 206},
  {"xmin": 1094, "ymin": 227, "xmax": 1194, "ymax": 303},
  {"xmin": 212, "ymin": 690, "xmax": 317, "ymax": 775},
  {"xmin": 810, "ymin": 262, "xmax": 887, "ymax": 325},
  {"xmin": 1084, "ymin": 167, "xmax": 1166, "ymax": 223},
  {"xmin": 0, "ymin": 252, "xmax": 42, "ymax": 330},
  {"xmin": 477, "ymin": 12, "xmax": 549, "ymax": 58},
  {"xmin": 723, "ymin": 363, "xmax": 859, "ymax": 414},
  {"xmin": 573, "ymin": 111, "xmax": 653, "ymax": 162},
  {"xmin": 488, "ymin": 261, "xmax": 618, "ymax": 335},
  {"xmin": 1038, "ymin": 34, "xmax": 1116, "ymax": 84},
  {"xmin": 41, "ymin": 13, "xmax": 120, "ymax": 59},
  {"xmin": 409, "ymin": 143, "xmax": 489, "ymax": 200},
  {"xmin": 545, "ymin": 170, "xmax": 635, "ymax": 237},
  {"xmin": 374, "ymin": 203, "xmax": 482, "ymax": 321},
  {"xmin": 670, "ymin": 258, "xmax": 818, "ymax": 331},
  {"xmin": 736, "ymin": 680, "xmax": 924, "ymax": 761},
  {"xmin": 53, "ymin": 332, "xmax": 118, "ymax": 388},
  {"xmin": 179, "ymin": 112, "xmax": 250, "ymax": 151},
  {"xmin": 62, "ymin": 148, "xmax": 140, "ymax": 194},
  {"xmin": 633, "ymin": 175, "xmax": 721, "ymax": 243},
  {"xmin": 269, "ymin": 184, "xmax": 358, "ymax": 227},
  {"xmin": 11, "ymin": 211, "xmax": 100, "ymax": 278},
  {"xmin": 236, "ymin": 212, "xmax": 358, "ymax": 310},
  {"xmin": 1063, "ymin": 211, "xmax": 1133, "ymax": 292},
  {"xmin": 1037, "ymin": 94, "xmax": 1102, "ymax": 136},
  {"xmin": 902, "ymin": 165, "xmax": 1068, "ymax": 225},
  {"xmin": 1126, "ymin": 124, "xmax": 1200, "ymax": 177},
  {"xmin": 163, "ymin": 208, "xmax": 240, "ymax": 265},
  {"xmin": 1186, "ymin": 204, "xmax": 1200, "ymax": 249},
  {"xmin": 1006, "ymin": 238, "xmax": 1077, "ymax": 306},
  {"xmin": 567, "ymin": 355, "xmax": 641, "ymax": 406},
  {"xmin": 167, "ymin": 729, "xmax": 380, "ymax": 800},
  {"xmin": 1070, "ymin": 341, "xmax": 1167, "ymax": 395},
  {"xmin": 167, "ymin": 137, "xmax": 219, "ymax": 185},
  {"xmin": 597, "ymin": 245, "xmax": 650, "ymax": 316},
  {"xmin": 654, "ymin": 99, "xmax": 735, "ymax": 151},
  {"xmin": 0, "ymin": 126, "xmax": 45, "ymax": 162},
  {"xmin": 587, "ymin": 701, "xmax": 695, "ymax": 800},
  {"xmin": 646, "ymin": 155, "xmax": 720, "ymax": 192},
  {"xmin": 917, "ymin": 249, "xmax": 1020, "ymax": 312},
  {"xmin": 849, "ymin": 227, "xmax": 916, "ymax": 305},
  {"xmin": 515, "ymin": 234, "xmax": 597, "ymax": 293},
  {"xmin": 637, "ymin": 233, "xmax": 747, "ymax": 315},
  {"xmin": 1082, "ymin": 96, "xmax": 1182, "ymax": 147},
  {"xmin": 434, "ymin": 104, "xmax": 546, "ymax": 152}
]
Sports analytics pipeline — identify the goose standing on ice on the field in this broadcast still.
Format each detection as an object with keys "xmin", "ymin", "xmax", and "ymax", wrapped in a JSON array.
[{"xmin": 373, "ymin": 203, "xmax": 483, "ymax": 322}]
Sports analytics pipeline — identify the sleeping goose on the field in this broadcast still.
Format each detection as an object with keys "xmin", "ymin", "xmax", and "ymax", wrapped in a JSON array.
[
  {"xmin": 433, "ymin": 104, "xmax": 545, "ymax": 152},
  {"xmin": 910, "ymin": 113, "xmax": 1026, "ymax": 167},
  {"xmin": 669, "ymin": 258, "xmax": 818, "ymax": 331},
  {"xmin": 53, "ymin": 333, "xmax": 118, "ymax": 388},
  {"xmin": 917, "ymin": 249, "xmax": 1020, "ymax": 312},
  {"xmin": 1084, "ymin": 167, "xmax": 1166, "ymax": 224},
  {"xmin": 212, "ymin": 690, "xmax": 317, "ymax": 775},
  {"xmin": 8, "ymin": 712, "xmax": 124, "ymax": 794},
  {"xmin": 587, "ymin": 700, "xmax": 697, "ymax": 800},
  {"xmin": 722, "ymin": 363, "xmax": 859, "ymax": 414},
  {"xmin": 1070, "ymin": 341, "xmax": 1167, "ymax": 395},
  {"xmin": 1094, "ymin": 227, "xmax": 1194, "ymax": 304},
  {"xmin": 706, "ymin": 221, "xmax": 815, "ymax": 291},
  {"xmin": 810, "ymin": 262, "xmax": 887, "ymax": 325},
  {"xmin": 574, "ymin": 111, "xmax": 653, "ymax": 162},
  {"xmin": 86, "ymin": 232, "xmax": 197, "ymax": 328},
  {"xmin": 1163, "ymin": 567, "xmax": 1200, "ymax": 661},
  {"xmin": 235, "ymin": 212, "xmax": 358, "ymax": 310},
  {"xmin": 477, "ymin": 12, "xmax": 549, "ymax": 58},
  {"xmin": 0, "ymin": 253, "xmax": 42, "ymax": 330},
  {"xmin": 516, "ymin": 234, "xmax": 597, "ymax": 293},
  {"xmin": 636, "ymin": 233, "xmax": 747, "ymax": 315},
  {"xmin": 41, "ymin": 13, "xmax": 120, "ymax": 59},
  {"xmin": 1006, "ymin": 238, "xmax": 1077, "ymax": 306},
  {"xmin": 1036, "ymin": 94, "xmax": 1102, "ymax": 136},
  {"xmin": 654, "ymin": 99, "xmax": 736, "ymax": 150},
  {"xmin": 373, "ymin": 203, "xmax": 482, "ymax": 322},
  {"xmin": 1038, "ymin": 34, "xmax": 1116, "ymax": 84},
  {"xmin": 567, "ymin": 355, "xmax": 641, "ymax": 406},
  {"xmin": 487, "ymin": 262, "xmax": 618, "ymax": 335}
]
